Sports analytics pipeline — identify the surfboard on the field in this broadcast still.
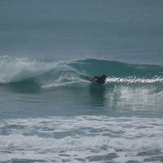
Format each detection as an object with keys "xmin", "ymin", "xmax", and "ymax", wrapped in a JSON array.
[{"xmin": 86, "ymin": 76, "xmax": 102, "ymax": 86}]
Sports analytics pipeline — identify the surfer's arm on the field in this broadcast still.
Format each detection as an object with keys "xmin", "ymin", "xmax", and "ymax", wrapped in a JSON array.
[{"xmin": 92, "ymin": 76, "xmax": 98, "ymax": 80}]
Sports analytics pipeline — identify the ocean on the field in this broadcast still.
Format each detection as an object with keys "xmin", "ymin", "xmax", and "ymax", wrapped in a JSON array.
[{"xmin": 0, "ymin": 1, "xmax": 163, "ymax": 163}]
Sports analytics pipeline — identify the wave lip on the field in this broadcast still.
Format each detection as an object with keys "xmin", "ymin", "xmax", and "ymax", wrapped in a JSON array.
[{"xmin": 0, "ymin": 56, "xmax": 62, "ymax": 84}]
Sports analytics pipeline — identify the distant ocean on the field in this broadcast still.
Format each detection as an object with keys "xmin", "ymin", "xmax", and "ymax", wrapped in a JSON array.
[{"xmin": 0, "ymin": 1, "xmax": 163, "ymax": 163}]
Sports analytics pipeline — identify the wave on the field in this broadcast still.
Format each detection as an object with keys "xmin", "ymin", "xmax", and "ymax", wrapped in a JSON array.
[{"xmin": 0, "ymin": 56, "xmax": 163, "ymax": 88}]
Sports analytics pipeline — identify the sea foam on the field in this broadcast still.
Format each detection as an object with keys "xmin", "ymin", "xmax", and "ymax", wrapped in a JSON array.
[{"xmin": 0, "ymin": 116, "xmax": 163, "ymax": 163}]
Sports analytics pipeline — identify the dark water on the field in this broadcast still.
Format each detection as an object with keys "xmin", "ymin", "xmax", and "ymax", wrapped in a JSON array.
[{"xmin": 0, "ymin": 1, "xmax": 163, "ymax": 163}]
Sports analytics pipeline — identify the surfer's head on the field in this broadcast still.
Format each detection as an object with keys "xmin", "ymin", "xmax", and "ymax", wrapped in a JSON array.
[{"xmin": 102, "ymin": 75, "xmax": 107, "ymax": 80}]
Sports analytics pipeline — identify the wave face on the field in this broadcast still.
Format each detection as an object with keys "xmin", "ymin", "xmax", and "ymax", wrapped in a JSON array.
[{"xmin": 0, "ymin": 56, "xmax": 163, "ymax": 88}]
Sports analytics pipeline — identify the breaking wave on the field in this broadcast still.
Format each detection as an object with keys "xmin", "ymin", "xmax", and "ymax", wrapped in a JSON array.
[{"xmin": 0, "ymin": 56, "xmax": 163, "ymax": 88}]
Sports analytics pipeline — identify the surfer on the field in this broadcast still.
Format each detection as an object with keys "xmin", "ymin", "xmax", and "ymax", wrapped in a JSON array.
[{"xmin": 92, "ymin": 75, "xmax": 107, "ymax": 85}]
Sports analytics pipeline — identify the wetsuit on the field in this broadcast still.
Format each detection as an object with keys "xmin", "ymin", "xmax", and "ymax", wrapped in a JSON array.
[{"xmin": 93, "ymin": 76, "xmax": 105, "ymax": 85}]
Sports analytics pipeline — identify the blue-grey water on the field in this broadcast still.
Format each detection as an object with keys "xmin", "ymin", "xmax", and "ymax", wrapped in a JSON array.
[{"xmin": 0, "ymin": 1, "xmax": 163, "ymax": 163}]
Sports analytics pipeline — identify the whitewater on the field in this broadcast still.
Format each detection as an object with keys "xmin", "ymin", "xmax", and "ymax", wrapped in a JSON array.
[{"xmin": 1, "ymin": 116, "xmax": 163, "ymax": 163}]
